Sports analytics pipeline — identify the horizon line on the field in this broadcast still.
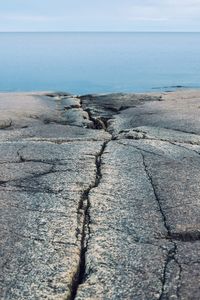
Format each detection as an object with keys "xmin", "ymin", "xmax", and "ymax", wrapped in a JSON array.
[{"xmin": 0, "ymin": 30, "xmax": 200, "ymax": 33}]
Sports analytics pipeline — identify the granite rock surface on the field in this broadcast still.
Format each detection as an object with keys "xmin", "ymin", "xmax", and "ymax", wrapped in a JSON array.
[{"xmin": 1, "ymin": 90, "xmax": 200, "ymax": 299}]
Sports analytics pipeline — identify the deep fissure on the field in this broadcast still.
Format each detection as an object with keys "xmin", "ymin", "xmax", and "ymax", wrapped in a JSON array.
[{"xmin": 69, "ymin": 140, "xmax": 110, "ymax": 300}]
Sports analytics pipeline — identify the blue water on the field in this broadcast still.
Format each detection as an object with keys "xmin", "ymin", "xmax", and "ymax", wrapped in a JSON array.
[{"xmin": 0, "ymin": 32, "xmax": 200, "ymax": 94}]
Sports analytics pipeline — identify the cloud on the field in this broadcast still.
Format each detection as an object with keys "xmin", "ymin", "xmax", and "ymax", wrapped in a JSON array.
[
  {"xmin": 0, "ymin": 13, "xmax": 58, "ymax": 22},
  {"xmin": 121, "ymin": 0, "xmax": 200, "ymax": 23},
  {"xmin": 1, "ymin": 0, "xmax": 200, "ymax": 31}
]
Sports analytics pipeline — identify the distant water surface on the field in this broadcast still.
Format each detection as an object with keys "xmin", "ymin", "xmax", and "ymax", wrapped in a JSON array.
[{"xmin": 0, "ymin": 32, "xmax": 200, "ymax": 94}]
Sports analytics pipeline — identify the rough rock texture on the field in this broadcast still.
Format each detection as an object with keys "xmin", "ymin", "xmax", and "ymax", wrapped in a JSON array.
[{"xmin": 1, "ymin": 90, "xmax": 200, "ymax": 299}]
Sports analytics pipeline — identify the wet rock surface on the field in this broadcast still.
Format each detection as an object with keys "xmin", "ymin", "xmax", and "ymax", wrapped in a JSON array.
[{"xmin": 1, "ymin": 90, "xmax": 200, "ymax": 299}]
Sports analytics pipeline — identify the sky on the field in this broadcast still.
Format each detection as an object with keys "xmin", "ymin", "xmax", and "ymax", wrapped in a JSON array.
[{"xmin": 1, "ymin": 0, "xmax": 200, "ymax": 32}]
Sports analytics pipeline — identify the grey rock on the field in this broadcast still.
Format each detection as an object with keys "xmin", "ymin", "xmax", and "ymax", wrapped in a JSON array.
[
  {"xmin": 0, "ymin": 139, "xmax": 105, "ymax": 299},
  {"xmin": 76, "ymin": 141, "xmax": 171, "ymax": 300},
  {"xmin": 81, "ymin": 93, "xmax": 161, "ymax": 124},
  {"xmin": 107, "ymin": 90, "xmax": 200, "ymax": 136},
  {"xmin": 117, "ymin": 125, "xmax": 200, "ymax": 145},
  {"xmin": 61, "ymin": 97, "xmax": 81, "ymax": 109},
  {"xmin": 1, "ymin": 90, "xmax": 200, "ymax": 299}
]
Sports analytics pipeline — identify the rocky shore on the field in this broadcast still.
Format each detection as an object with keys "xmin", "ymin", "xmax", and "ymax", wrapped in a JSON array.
[{"xmin": 1, "ymin": 90, "xmax": 200, "ymax": 299}]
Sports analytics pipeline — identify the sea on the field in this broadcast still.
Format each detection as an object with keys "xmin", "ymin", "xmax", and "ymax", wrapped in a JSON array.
[{"xmin": 0, "ymin": 32, "xmax": 200, "ymax": 94}]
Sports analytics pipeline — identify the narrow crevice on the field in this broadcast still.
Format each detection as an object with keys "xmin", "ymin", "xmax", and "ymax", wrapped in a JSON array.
[
  {"xmin": 162, "ymin": 126, "xmax": 197, "ymax": 135},
  {"xmin": 170, "ymin": 231, "xmax": 200, "ymax": 242},
  {"xmin": 24, "ymin": 138, "xmax": 109, "ymax": 144},
  {"xmin": 79, "ymin": 98, "xmax": 112, "ymax": 131},
  {"xmin": 8, "ymin": 155, "xmax": 81, "ymax": 166},
  {"xmin": 0, "ymin": 186, "xmax": 63, "ymax": 195},
  {"xmin": 166, "ymin": 141, "xmax": 200, "ymax": 157},
  {"xmin": 141, "ymin": 153, "xmax": 170, "ymax": 235},
  {"xmin": 159, "ymin": 243, "xmax": 182, "ymax": 300},
  {"xmin": 14, "ymin": 158, "xmax": 58, "ymax": 165},
  {"xmin": 141, "ymin": 153, "xmax": 182, "ymax": 299},
  {"xmin": 84, "ymin": 108, "xmax": 109, "ymax": 130},
  {"xmin": 1, "ymin": 164, "xmax": 56, "ymax": 186},
  {"xmin": 160, "ymin": 244, "xmax": 177, "ymax": 300},
  {"xmin": 69, "ymin": 140, "xmax": 110, "ymax": 300},
  {"xmin": 117, "ymin": 140, "xmax": 164, "ymax": 157}
]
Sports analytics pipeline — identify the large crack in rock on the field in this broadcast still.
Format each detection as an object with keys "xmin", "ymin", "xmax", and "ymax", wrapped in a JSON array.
[{"xmin": 69, "ymin": 141, "xmax": 110, "ymax": 300}]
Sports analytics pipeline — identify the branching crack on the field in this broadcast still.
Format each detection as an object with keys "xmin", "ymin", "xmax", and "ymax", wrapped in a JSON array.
[{"xmin": 141, "ymin": 153, "xmax": 182, "ymax": 299}]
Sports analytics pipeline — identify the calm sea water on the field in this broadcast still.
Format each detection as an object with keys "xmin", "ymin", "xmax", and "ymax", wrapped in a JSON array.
[{"xmin": 0, "ymin": 32, "xmax": 200, "ymax": 94}]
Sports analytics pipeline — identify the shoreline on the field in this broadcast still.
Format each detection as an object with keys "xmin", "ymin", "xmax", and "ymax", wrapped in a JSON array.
[{"xmin": 1, "ymin": 85, "xmax": 200, "ymax": 94}]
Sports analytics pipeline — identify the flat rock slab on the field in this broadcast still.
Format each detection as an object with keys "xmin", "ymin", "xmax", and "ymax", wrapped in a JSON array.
[
  {"xmin": 1, "ymin": 90, "xmax": 200, "ymax": 299},
  {"xmin": 107, "ymin": 90, "xmax": 200, "ymax": 136}
]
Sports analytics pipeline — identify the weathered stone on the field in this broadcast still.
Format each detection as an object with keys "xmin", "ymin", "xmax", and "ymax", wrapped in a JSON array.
[
  {"xmin": 1, "ymin": 90, "xmax": 200, "ymax": 299},
  {"xmin": 61, "ymin": 97, "xmax": 81, "ymax": 109},
  {"xmin": 0, "ymin": 139, "xmax": 105, "ymax": 299},
  {"xmin": 117, "ymin": 125, "xmax": 200, "ymax": 145},
  {"xmin": 107, "ymin": 90, "xmax": 200, "ymax": 136},
  {"xmin": 76, "ymin": 141, "xmax": 171, "ymax": 299},
  {"xmin": 81, "ymin": 92, "xmax": 162, "ymax": 116}
]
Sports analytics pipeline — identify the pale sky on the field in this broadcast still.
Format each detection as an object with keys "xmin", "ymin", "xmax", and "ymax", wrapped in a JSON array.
[{"xmin": 1, "ymin": 0, "xmax": 200, "ymax": 32}]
